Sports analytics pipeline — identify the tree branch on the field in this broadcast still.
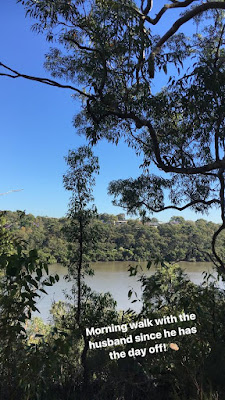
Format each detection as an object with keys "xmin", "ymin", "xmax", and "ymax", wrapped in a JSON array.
[
  {"xmin": 141, "ymin": 198, "xmax": 220, "ymax": 213},
  {"xmin": 152, "ymin": 2, "xmax": 225, "ymax": 57},
  {"xmin": 212, "ymin": 223, "xmax": 225, "ymax": 273},
  {"xmin": 141, "ymin": 0, "xmax": 154, "ymax": 16},
  {"xmin": 105, "ymin": 106, "xmax": 225, "ymax": 175},
  {"xmin": 145, "ymin": 0, "xmax": 198, "ymax": 25},
  {"xmin": 214, "ymin": 23, "xmax": 225, "ymax": 67},
  {"xmin": 64, "ymin": 36, "xmax": 102, "ymax": 54},
  {"xmin": 210, "ymin": 170, "xmax": 225, "ymax": 273},
  {"xmin": 0, "ymin": 62, "xmax": 94, "ymax": 99}
]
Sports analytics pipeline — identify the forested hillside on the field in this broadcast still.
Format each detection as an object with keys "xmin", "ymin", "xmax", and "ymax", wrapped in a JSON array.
[{"xmin": 3, "ymin": 211, "xmax": 222, "ymax": 264}]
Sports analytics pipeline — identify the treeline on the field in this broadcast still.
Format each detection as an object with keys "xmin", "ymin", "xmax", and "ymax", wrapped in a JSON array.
[{"xmin": 2, "ymin": 211, "xmax": 223, "ymax": 263}]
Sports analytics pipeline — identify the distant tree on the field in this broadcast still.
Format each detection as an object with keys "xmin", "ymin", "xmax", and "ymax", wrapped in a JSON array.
[
  {"xmin": 117, "ymin": 213, "xmax": 126, "ymax": 221},
  {"xmin": 98, "ymin": 213, "xmax": 117, "ymax": 223},
  {"xmin": 170, "ymin": 216, "xmax": 185, "ymax": 224}
]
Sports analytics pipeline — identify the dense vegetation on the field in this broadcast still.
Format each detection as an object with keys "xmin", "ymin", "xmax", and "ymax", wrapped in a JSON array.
[
  {"xmin": 1, "ymin": 0, "xmax": 225, "ymax": 398},
  {"xmin": 3, "ymin": 210, "xmax": 224, "ymax": 264},
  {"xmin": 1, "ymin": 230, "xmax": 225, "ymax": 400},
  {"xmin": 3, "ymin": 0, "xmax": 224, "ymax": 272}
]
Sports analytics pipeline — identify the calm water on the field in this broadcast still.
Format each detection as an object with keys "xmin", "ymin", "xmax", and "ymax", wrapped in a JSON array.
[{"xmin": 34, "ymin": 261, "xmax": 222, "ymax": 322}]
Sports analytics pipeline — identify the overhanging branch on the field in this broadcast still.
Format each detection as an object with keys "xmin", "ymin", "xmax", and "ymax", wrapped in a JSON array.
[
  {"xmin": 0, "ymin": 62, "xmax": 93, "ymax": 99},
  {"xmin": 105, "ymin": 107, "xmax": 225, "ymax": 175},
  {"xmin": 145, "ymin": 0, "xmax": 198, "ymax": 25},
  {"xmin": 141, "ymin": 198, "xmax": 220, "ymax": 212},
  {"xmin": 152, "ymin": 1, "xmax": 225, "ymax": 56}
]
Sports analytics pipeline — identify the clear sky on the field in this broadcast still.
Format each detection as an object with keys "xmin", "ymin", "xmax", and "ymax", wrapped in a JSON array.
[{"xmin": 0, "ymin": 0, "xmax": 221, "ymax": 223}]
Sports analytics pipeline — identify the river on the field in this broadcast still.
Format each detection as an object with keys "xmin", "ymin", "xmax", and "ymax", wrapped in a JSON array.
[{"xmin": 34, "ymin": 261, "xmax": 222, "ymax": 322}]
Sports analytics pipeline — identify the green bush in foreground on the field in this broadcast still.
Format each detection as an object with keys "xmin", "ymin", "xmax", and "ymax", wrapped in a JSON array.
[{"xmin": 1, "ymin": 254, "xmax": 225, "ymax": 399}]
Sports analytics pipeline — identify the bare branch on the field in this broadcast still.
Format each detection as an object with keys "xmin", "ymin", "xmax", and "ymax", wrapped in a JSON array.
[
  {"xmin": 0, "ymin": 62, "xmax": 93, "ymax": 99},
  {"xmin": 0, "ymin": 189, "xmax": 24, "ymax": 196},
  {"xmin": 141, "ymin": 0, "xmax": 153, "ymax": 15},
  {"xmin": 126, "ymin": 0, "xmax": 197, "ymax": 25},
  {"xmin": 145, "ymin": 0, "xmax": 198, "ymax": 25},
  {"xmin": 141, "ymin": 198, "xmax": 220, "ymax": 213}
]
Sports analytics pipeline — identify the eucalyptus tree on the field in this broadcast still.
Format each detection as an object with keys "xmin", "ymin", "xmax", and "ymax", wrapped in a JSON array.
[
  {"xmin": 1, "ymin": 0, "xmax": 225, "ymax": 271},
  {"xmin": 63, "ymin": 145, "xmax": 102, "ymax": 397},
  {"xmin": 63, "ymin": 145, "xmax": 99, "ymax": 324}
]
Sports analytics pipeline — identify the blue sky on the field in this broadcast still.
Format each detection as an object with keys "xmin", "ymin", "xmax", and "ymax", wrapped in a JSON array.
[{"xmin": 0, "ymin": 0, "xmax": 221, "ymax": 223}]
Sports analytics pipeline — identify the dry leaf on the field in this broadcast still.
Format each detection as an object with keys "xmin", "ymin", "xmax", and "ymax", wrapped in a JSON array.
[{"xmin": 169, "ymin": 343, "xmax": 179, "ymax": 351}]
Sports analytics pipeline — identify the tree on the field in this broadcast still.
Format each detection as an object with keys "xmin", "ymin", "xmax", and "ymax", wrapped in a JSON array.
[
  {"xmin": 1, "ymin": 0, "xmax": 225, "ymax": 271},
  {"xmin": 63, "ymin": 145, "xmax": 99, "ymax": 324}
]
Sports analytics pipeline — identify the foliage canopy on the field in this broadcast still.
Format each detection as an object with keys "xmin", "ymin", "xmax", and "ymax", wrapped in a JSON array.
[{"xmin": 1, "ymin": 1, "xmax": 225, "ymax": 272}]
